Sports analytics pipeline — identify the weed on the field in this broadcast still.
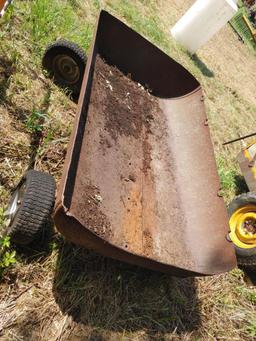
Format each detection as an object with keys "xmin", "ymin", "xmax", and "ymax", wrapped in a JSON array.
[
  {"xmin": 236, "ymin": 286, "xmax": 256, "ymax": 304},
  {"xmin": 217, "ymin": 156, "xmax": 238, "ymax": 200},
  {"xmin": 0, "ymin": 207, "xmax": 6, "ymax": 226},
  {"xmin": 245, "ymin": 320, "xmax": 256, "ymax": 337},
  {"xmin": 0, "ymin": 235, "xmax": 16, "ymax": 278},
  {"xmin": 93, "ymin": 0, "xmax": 101, "ymax": 11},
  {"xmin": 25, "ymin": 110, "xmax": 47, "ymax": 134}
]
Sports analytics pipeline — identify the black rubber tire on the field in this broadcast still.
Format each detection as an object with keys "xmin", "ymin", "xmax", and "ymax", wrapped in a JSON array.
[
  {"xmin": 42, "ymin": 39, "xmax": 87, "ymax": 98},
  {"xmin": 6, "ymin": 170, "xmax": 56, "ymax": 245},
  {"xmin": 228, "ymin": 192, "xmax": 256, "ymax": 267}
]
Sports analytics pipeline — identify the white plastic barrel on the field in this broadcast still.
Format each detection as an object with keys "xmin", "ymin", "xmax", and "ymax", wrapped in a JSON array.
[{"xmin": 171, "ymin": 0, "xmax": 238, "ymax": 54}]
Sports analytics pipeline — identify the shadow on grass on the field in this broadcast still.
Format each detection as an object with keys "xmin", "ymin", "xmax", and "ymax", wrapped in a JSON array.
[
  {"xmin": 242, "ymin": 267, "xmax": 256, "ymax": 286},
  {"xmin": 12, "ymin": 219, "xmax": 57, "ymax": 262},
  {"xmin": 0, "ymin": 56, "xmax": 16, "ymax": 102},
  {"xmin": 53, "ymin": 243, "xmax": 201, "ymax": 338},
  {"xmin": 234, "ymin": 174, "xmax": 249, "ymax": 195},
  {"xmin": 0, "ymin": 53, "xmax": 54, "ymax": 171},
  {"xmin": 191, "ymin": 54, "xmax": 214, "ymax": 78}
]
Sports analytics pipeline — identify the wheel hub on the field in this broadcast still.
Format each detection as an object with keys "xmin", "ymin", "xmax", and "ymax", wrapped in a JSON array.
[
  {"xmin": 52, "ymin": 54, "xmax": 80, "ymax": 85},
  {"xmin": 229, "ymin": 205, "xmax": 256, "ymax": 248},
  {"xmin": 243, "ymin": 218, "xmax": 256, "ymax": 234},
  {"xmin": 4, "ymin": 183, "xmax": 25, "ymax": 227}
]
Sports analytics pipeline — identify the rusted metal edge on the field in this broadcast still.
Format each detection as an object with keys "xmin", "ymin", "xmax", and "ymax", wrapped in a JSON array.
[{"xmin": 54, "ymin": 205, "xmax": 232, "ymax": 276}]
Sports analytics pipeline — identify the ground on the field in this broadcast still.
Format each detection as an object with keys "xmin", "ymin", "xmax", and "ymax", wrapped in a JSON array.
[{"xmin": 0, "ymin": 0, "xmax": 256, "ymax": 340}]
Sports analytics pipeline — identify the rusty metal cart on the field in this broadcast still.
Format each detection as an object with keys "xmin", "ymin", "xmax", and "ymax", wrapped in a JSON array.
[{"xmin": 5, "ymin": 11, "xmax": 236, "ymax": 277}]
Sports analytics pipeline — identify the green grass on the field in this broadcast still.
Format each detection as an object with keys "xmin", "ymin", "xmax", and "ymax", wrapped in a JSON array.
[
  {"xmin": 245, "ymin": 320, "xmax": 256, "ymax": 338},
  {"xmin": 21, "ymin": 0, "xmax": 93, "ymax": 60},
  {"xmin": 26, "ymin": 110, "xmax": 48, "ymax": 133},
  {"xmin": 0, "ymin": 207, "xmax": 17, "ymax": 279},
  {"xmin": 237, "ymin": 286, "xmax": 256, "ymax": 304},
  {"xmin": 0, "ymin": 236, "xmax": 16, "ymax": 278},
  {"xmin": 0, "ymin": 207, "xmax": 6, "ymax": 227},
  {"xmin": 107, "ymin": 0, "xmax": 170, "ymax": 52},
  {"xmin": 217, "ymin": 156, "xmax": 239, "ymax": 201}
]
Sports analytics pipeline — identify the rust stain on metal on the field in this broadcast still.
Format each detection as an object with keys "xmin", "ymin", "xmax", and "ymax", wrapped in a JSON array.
[
  {"xmin": 141, "ymin": 173, "xmax": 157, "ymax": 258},
  {"xmin": 120, "ymin": 173, "xmax": 157, "ymax": 258},
  {"xmin": 120, "ymin": 185, "xmax": 143, "ymax": 254}
]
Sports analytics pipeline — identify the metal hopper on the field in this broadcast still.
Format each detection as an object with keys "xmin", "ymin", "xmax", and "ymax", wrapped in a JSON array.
[{"xmin": 54, "ymin": 10, "xmax": 236, "ymax": 276}]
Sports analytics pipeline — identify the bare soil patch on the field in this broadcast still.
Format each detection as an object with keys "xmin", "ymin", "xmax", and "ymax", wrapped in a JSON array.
[{"xmin": 94, "ymin": 55, "xmax": 158, "ymax": 174}]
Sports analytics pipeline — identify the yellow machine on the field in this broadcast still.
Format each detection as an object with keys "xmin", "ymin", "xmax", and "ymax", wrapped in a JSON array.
[{"xmin": 228, "ymin": 139, "xmax": 256, "ymax": 268}]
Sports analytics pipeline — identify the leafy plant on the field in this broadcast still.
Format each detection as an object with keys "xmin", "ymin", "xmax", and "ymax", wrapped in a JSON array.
[
  {"xmin": 0, "ymin": 235, "xmax": 16, "ymax": 277},
  {"xmin": 0, "ymin": 207, "xmax": 6, "ymax": 226},
  {"xmin": 26, "ymin": 110, "xmax": 47, "ymax": 133},
  {"xmin": 0, "ymin": 208, "xmax": 17, "ymax": 277},
  {"xmin": 217, "ymin": 156, "xmax": 238, "ymax": 200},
  {"xmin": 245, "ymin": 320, "xmax": 256, "ymax": 337}
]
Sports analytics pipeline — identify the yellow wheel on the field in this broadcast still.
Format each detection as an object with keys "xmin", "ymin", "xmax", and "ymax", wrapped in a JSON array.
[{"xmin": 228, "ymin": 192, "xmax": 256, "ymax": 268}]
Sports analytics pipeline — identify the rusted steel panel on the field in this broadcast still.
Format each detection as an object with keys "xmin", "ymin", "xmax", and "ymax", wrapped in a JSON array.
[{"xmin": 54, "ymin": 10, "xmax": 236, "ymax": 276}]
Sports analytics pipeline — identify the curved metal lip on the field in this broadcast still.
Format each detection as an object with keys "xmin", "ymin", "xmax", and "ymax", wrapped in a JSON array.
[
  {"xmin": 168, "ymin": 85, "xmax": 202, "ymax": 100},
  {"xmin": 55, "ymin": 206, "xmax": 234, "ymax": 276}
]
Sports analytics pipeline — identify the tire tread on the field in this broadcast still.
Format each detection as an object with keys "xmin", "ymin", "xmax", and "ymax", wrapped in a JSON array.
[{"xmin": 8, "ymin": 170, "xmax": 56, "ymax": 245}]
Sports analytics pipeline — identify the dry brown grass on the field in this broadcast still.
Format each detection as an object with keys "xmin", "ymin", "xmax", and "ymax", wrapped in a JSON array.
[{"xmin": 0, "ymin": 0, "xmax": 256, "ymax": 340}]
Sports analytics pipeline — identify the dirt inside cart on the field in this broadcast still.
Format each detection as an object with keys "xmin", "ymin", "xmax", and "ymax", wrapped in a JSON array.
[
  {"xmin": 69, "ymin": 54, "xmax": 188, "ymax": 265},
  {"xmin": 95, "ymin": 56, "xmax": 159, "ymax": 174},
  {"xmin": 74, "ymin": 55, "xmax": 162, "ymax": 240}
]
